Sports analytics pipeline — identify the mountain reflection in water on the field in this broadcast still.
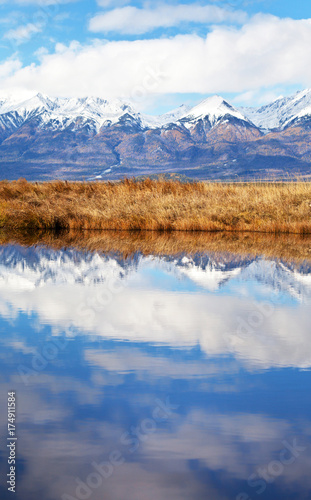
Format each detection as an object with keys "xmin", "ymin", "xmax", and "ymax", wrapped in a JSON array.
[{"xmin": 0, "ymin": 241, "xmax": 310, "ymax": 500}]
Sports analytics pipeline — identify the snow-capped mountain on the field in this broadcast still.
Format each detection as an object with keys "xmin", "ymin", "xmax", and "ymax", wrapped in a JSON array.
[
  {"xmin": 1, "ymin": 89, "xmax": 311, "ymax": 135},
  {"xmin": 1, "ymin": 89, "xmax": 311, "ymax": 181},
  {"xmin": 0, "ymin": 93, "xmax": 142, "ymax": 132},
  {"xmin": 240, "ymin": 88, "xmax": 311, "ymax": 131},
  {"xmin": 0, "ymin": 245, "xmax": 310, "ymax": 301},
  {"xmin": 0, "ymin": 94, "xmax": 192, "ymax": 133},
  {"xmin": 180, "ymin": 95, "xmax": 251, "ymax": 128},
  {"xmin": 0, "ymin": 245, "xmax": 129, "ymax": 289},
  {"xmin": 0, "ymin": 93, "xmax": 253, "ymax": 134},
  {"xmin": 165, "ymin": 254, "xmax": 311, "ymax": 300}
]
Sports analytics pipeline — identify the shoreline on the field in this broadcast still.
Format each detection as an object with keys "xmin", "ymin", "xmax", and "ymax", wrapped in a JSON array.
[
  {"xmin": 1, "ymin": 229, "xmax": 311, "ymax": 264},
  {"xmin": 0, "ymin": 178, "xmax": 311, "ymax": 234}
]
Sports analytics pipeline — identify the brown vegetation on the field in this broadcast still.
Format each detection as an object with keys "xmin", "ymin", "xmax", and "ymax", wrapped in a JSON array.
[
  {"xmin": 1, "ymin": 230, "xmax": 311, "ymax": 264},
  {"xmin": 0, "ymin": 178, "xmax": 311, "ymax": 233}
]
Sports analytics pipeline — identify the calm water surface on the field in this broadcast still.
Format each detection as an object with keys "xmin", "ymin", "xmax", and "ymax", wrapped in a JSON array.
[{"xmin": 0, "ymin": 243, "xmax": 311, "ymax": 500}]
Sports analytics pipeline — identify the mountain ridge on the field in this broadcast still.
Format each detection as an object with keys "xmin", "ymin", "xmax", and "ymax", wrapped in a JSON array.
[
  {"xmin": 0, "ymin": 244, "xmax": 310, "ymax": 300},
  {"xmin": 240, "ymin": 89, "xmax": 311, "ymax": 131},
  {"xmin": 1, "ymin": 90, "xmax": 311, "ymax": 181}
]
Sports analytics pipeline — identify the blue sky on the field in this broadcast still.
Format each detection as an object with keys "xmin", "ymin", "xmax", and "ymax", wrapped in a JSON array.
[{"xmin": 0, "ymin": 0, "xmax": 311, "ymax": 113}]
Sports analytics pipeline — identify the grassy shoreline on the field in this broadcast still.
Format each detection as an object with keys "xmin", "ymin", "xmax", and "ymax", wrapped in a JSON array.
[
  {"xmin": 0, "ymin": 178, "xmax": 311, "ymax": 233},
  {"xmin": 1, "ymin": 230, "xmax": 310, "ymax": 264}
]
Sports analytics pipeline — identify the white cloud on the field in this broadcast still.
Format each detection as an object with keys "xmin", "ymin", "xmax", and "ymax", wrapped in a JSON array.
[
  {"xmin": 3, "ymin": 22, "xmax": 42, "ymax": 45},
  {"xmin": 89, "ymin": 4, "xmax": 247, "ymax": 34},
  {"xmin": 232, "ymin": 88, "xmax": 288, "ymax": 107},
  {"xmin": 0, "ymin": 15, "xmax": 311, "ymax": 104},
  {"xmin": 0, "ymin": 57, "xmax": 22, "ymax": 78},
  {"xmin": 84, "ymin": 347, "xmax": 240, "ymax": 379}
]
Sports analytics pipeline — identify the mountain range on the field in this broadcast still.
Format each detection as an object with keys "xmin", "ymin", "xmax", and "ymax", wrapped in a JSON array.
[
  {"xmin": 0, "ymin": 245, "xmax": 310, "ymax": 299},
  {"xmin": 1, "ymin": 89, "xmax": 311, "ymax": 181}
]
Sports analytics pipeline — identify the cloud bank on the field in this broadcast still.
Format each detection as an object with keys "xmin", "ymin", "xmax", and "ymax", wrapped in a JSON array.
[{"xmin": 0, "ymin": 15, "xmax": 311, "ymax": 104}]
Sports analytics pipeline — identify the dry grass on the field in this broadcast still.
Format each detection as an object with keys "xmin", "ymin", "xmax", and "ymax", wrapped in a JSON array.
[
  {"xmin": 1, "ymin": 230, "xmax": 311, "ymax": 264},
  {"xmin": 0, "ymin": 178, "xmax": 311, "ymax": 233}
]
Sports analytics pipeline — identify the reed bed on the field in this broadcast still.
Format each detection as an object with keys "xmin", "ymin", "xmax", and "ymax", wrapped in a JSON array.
[{"xmin": 0, "ymin": 178, "xmax": 311, "ymax": 233}]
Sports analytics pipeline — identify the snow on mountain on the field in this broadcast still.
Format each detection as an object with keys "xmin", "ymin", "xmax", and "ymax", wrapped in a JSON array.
[
  {"xmin": 0, "ymin": 99, "xmax": 6, "ymax": 112},
  {"xmin": 0, "ymin": 112, "xmax": 24, "ymax": 132},
  {"xmin": 166, "ymin": 255, "xmax": 311, "ymax": 300},
  {"xmin": 240, "ymin": 89, "xmax": 311, "ymax": 131},
  {"xmin": 0, "ymin": 93, "xmax": 54, "ymax": 118},
  {"xmin": 180, "ymin": 95, "xmax": 251, "ymax": 127},
  {"xmin": 171, "ymin": 255, "xmax": 243, "ymax": 291},
  {"xmin": 2, "ymin": 89, "xmax": 311, "ymax": 135},
  {"xmin": 0, "ymin": 93, "xmax": 252, "ymax": 134},
  {"xmin": 0, "ymin": 245, "xmax": 310, "ymax": 302},
  {"xmin": 142, "ymin": 104, "xmax": 191, "ymax": 128},
  {"xmin": 0, "ymin": 94, "xmax": 194, "ymax": 133},
  {"xmin": 0, "ymin": 94, "xmax": 141, "ymax": 133},
  {"xmin": 48, "ymin": 96, "xmax": 140, "ymax": 131},
  {"xmin": 0, "ymin": 95, "xmax": 41, "ymax": 131},
  {"xmin": 0, "ymin": 94, "xmax": 191, "ymax": 133},
  {"xmin": 0, "ymin": 245, "xmax": 129, "ymax": 291},
  {"xmin": 0, "ymin": 95, "xmax": 24, "ymax": 114}
]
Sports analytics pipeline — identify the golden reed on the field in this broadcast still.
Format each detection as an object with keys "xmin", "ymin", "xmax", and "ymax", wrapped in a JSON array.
[{"xmin": 0, "ymin": 178, "xmax": 311, "ymax": 233}]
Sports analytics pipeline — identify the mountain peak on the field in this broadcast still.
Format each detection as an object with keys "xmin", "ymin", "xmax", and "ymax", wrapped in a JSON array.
[
  {"xmin": 0, "ymin": 93, "xmax": 55, "ymax": 117},
  {"xmin": 241, "ymin": 88, "xmax": 311, "ymax": 130},
  {"xmin": 36, "ymin": 92, "xmax": 50, "ymax": 101},
  {"xmin": 181, "ymin": 95, "xmax": 248, "ymax": 126}
]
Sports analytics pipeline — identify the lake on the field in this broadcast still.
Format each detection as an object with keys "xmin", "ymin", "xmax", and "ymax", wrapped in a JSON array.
[{"xmin": 0, "ymin": 237, "xmax": 310, "ymax": 500}]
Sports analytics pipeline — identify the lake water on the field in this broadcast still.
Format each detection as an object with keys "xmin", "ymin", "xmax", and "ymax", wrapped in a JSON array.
[{"xmin": 0, "ymin": 241, "xmax": 311, "ymax": 500}]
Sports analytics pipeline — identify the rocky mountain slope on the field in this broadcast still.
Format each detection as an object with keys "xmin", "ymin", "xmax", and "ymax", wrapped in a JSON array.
[{"xmin": 0, "ymin": 90, "xmax": 311, "ymax": 180}]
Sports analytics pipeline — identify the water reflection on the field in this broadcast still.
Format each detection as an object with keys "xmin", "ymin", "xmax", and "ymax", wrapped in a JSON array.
[{"xmin": 0, "ymin": 242, "xmax": 311, "ymax": 500}]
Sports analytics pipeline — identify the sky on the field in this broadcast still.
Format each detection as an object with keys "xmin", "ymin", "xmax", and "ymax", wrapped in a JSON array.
[{"xmin": 0, "ymin": 0, "xmax": 311, "ymax": 114}]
